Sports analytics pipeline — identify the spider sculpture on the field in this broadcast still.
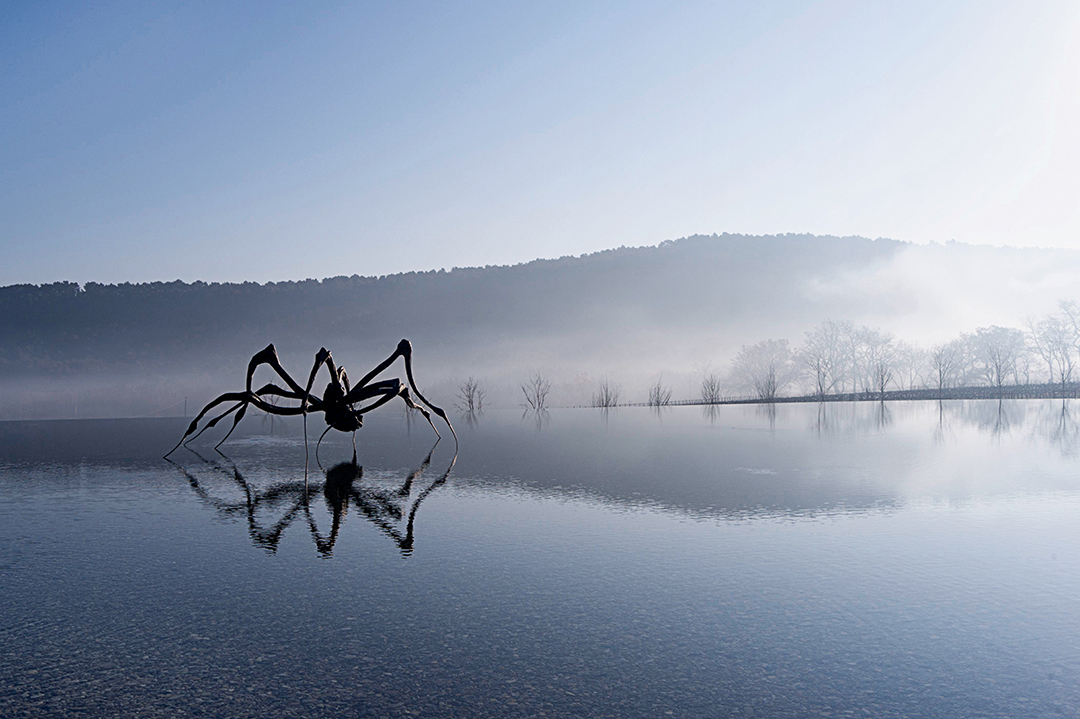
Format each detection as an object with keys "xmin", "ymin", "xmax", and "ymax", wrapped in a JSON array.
[{"xmin": 165, "ymin": 339, "xmax": 455, "ymax": 457}]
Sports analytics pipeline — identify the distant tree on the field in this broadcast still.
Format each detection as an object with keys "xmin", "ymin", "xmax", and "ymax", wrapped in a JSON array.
[
  {"xmin": 592, "ymin": 380, "xmax": 620, "ymax": 408},
  {"xmin": 520, "ymin": 372, "xmax": 552, "ymax": 411},
  {"xmin": 647, "ymin": 376, "xmax": 673, "ymax": 407},
  {"xmin": 952, "ymin": 333, "xmax": 982, "ymax": 387},
  {"xmin": 928, "ymin": 341, "xmax": 961, "ymax": 396},
  {"xmin": 1014, "ymin": 351, "xmax": 1034, "ymax": 386},
  {"xmin": 835, "ymin": 320, "xmax": 861, "ymax": 393},
  {"xmin": 1028, "ymin": 307, "xmax": 1076, "ymax": 394},
  {"xmin": 700, "ymin": 373, "xmax": 723, "ymax": 404},
  {"xmin": 1026, "ymin": 315, "xmax": 1056, "ymax": 380},
  {"xmin": 893, "ymin": 340, "xmax": 926, "ymax": 391},
  {"xmin": 456, "ymin": 376, "xmax": 485, "ymax": 413},
  {"xmin": 871, "ymin": 359, "xmax": 894, "ymax": 399},
  {"xmin": 1056, "ymin": 299, "xmax": 1080, "ymax": 368},
  {"xmin": 972, "ymin": 326, "xmax": 1025, "ymax": 395},
  {"xmin": 730, "ymin": 339, "xmax": 797, "ymax": 401},
  {"xmin": 858, "ymin": 328, "xmax": 896, "ymax": 399},
  {"xmin": 800, "ymin": 320, "xmax": 845, "ymax": 398}
]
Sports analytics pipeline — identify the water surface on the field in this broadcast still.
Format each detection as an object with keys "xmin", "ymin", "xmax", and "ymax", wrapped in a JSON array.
[{"xmin": 2, "ymin": 400, "xmax": 1079, "ymax": 717}]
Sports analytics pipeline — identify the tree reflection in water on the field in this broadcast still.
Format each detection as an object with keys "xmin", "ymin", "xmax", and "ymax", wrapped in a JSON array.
[
  {"xmin": 755, "ymin": 402, "xmax": 778, "ymax": 431},
  {"xmin": 1039, "ymin": 400, "xmax": 1080, "ymax": 457},
  {"xmin": 169, "ymin": 442, "xmax": 455, "ymax": 557},
  {"xmin": 461, "ymin": 408, "xmax": 481, "ymax": 429},
  {"xmin": 521, "ymin": 408, "xmax": 549, "ymax": 432},
  {"xmin": 875, "ymin": 400, "xmax": 892, "ymax": 431},
  {"xmin": 806, "ymin": 399, "xmax": 1080, "ymax": 456}
]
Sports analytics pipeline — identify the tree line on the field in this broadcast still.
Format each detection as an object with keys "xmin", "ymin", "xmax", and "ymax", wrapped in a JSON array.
[
  {"xmin": 723, "ymin": 301, "xmax": 1080, "ymax": 402},
  {"xmin": 455, "ymin": 301, "xmax": 1080, "ymax": 413},
  {"xmin": 490, "ymin": 300, "xmax": 1080, "ymax": 411}
]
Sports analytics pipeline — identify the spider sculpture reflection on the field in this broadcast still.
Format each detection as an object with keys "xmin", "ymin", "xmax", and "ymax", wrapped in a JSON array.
[
  {"xmin": 172, "ymin": 444, "xmax": 452, "ymax": 557},
  {"xmin": 165, "ymin": 339, "xmax": 455, "ymax": 457}
]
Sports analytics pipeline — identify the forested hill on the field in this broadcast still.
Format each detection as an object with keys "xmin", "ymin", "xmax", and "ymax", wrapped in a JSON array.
[
  {"xmin": 1, "ymin": 234, "xmax": 903, "ymax": 378},
  {"xmin": 4, "ymin": 233, "xmax": 1080, "ymax": 395}
]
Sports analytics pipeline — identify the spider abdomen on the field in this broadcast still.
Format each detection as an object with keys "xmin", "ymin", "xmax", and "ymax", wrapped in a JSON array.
[{"xmin": 323, "ymin": 383, "xmax": 362, "ymax": 432}]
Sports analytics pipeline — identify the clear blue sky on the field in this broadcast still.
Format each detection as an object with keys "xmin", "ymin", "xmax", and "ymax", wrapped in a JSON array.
[{"xmin": 2, "ymin": 0, "xmax": 1078, "ymax": 285}]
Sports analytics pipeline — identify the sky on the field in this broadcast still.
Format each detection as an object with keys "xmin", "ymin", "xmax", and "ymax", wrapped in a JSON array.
[{"xmin": 2, "ymin": 0, "xmax": 1079, "ymax": 286}]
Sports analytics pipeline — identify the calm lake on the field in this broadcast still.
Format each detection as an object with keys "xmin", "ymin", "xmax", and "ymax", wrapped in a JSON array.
[{"xmin": 2, "ymin": 400, "xmax": 1079, "ymax": 718}]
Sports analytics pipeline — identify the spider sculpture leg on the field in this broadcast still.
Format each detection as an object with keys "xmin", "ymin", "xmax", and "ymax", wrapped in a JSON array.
[
  {"xmin": 298, "ymin": 348, "xmax": 344, "ymax": 461},
  {"xmin": 300, "ymin": 348, "xmax": 337, "ymax": 414},
  {"xmin": 314, "ymin": 425, "xmax": 334, "ymax": 468},
  {"xmin": 181, "ymin": 399, "xmax": 247, "ymax": 447},
  {"xmin": 228, "ymin": 345, "xmax": 325, "ymax": 445},
  {"xmin": 234, "ymin": 344, "xmax": 331, "ymax": 445},
  {"xmin": 164, "ymin": 391, "xmax": 306, "ymax": 457},
  {"xmin": 246, "ymin": 344, "xmax": 310, "ymax": 397},
  {"xmin": 346, "ymin": 340, "xmax": 457, "ymax": 444},
  {"xmin": 348, "ymin": 380, "xmax": 442, "ymax": 436},
  {"xmin": 165, "ymin": 345, "xmax": 324, "ymax": 457},
  {"xmin": 209, "ymin": 381, "xmax": 314, "ymax": 449}
]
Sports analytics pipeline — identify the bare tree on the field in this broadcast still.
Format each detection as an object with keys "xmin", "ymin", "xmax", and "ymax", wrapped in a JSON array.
[
  {"xmin": 953, "ymin": 333, "xmax": 982, "ymax": 387},
  {"xmin": 871, "ymin": 359, "xmax": 894, "ymax": 399},
  {"xmin": 801, "ymin": 320, "xmax": 845, "ymax": 398},
  {"xmin": 730, "ymin": 339, "xmax": 797, "ymax": 401},
  {"xmin": 1014, "ymin": 347, "xmax": 1034, "ymax": 384},
  {"xmin": 1055, "ymin": 300, "xmax": 1080, "ymax": 394},
  {"xmin": 1055, "ymin": 335, "xmax": 1077, "ymax": 397},
  {"xmin": 835, "ymin": 319, "xmax": 860, "ymax": 393},
  {"xmin": 647, "ymin": 376, "xmax": 673, "ymax": 407},
  {"xmin": 700, "ymin": 373, "xmax": 723, "ymax": 404},
  {"xmin": 1026, "ymin": 315, "xmax": 1055, "ymax": 380},
  {"xmin": 456, "ymin": 376, "xmax": 485, "ymax": 413},
  {"xmin": 592, "ymin": 380, "xmax": 620, "ymax": 408},
  {"xmin": 928, "ymin": 341, "xmax": 961, "ymax": 396},
  {"xmin": 973, "ymin": 326, "xmax": 1025, "ymax": 395},
  {"xmin": 893, "ymin": 340, "xmax": 926, "ymax": 391},
  {"xmin": 1060, "ymin": 299, "xmax": 1080, "ymax": 329},
  {"xmin": 1027, "ymin": 310, "xmax": 1076, "ymax": 395},
  {"xmin": 856, "ymin": 328, "xmax": 896, "ymax": 399},
  {"xmin": 520, "ymin": 372, "xmax": 552, "ymax": 411}
]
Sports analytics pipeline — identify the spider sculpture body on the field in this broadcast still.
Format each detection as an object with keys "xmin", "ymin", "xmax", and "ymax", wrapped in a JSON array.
[{"xmin": 165, "ymin": 339, "xmax": 455, "ymax": 456}]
